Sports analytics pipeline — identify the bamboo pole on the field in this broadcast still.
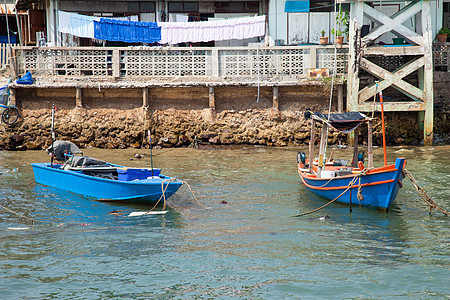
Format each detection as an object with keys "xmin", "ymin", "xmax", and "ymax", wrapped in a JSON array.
[
  {"xmin": 380, "ymin": 90, "xmax": 387, "ymax": 166},
  {"xmin": 318, "ymin": 123, "xmax": 328, "ymax": 178},
  {"xmin": 308, "ymin": 119, "xmax": 315, "ymax": 174},
  {"xmin": 368, "ymin": 120, "xmax": 373, "ymax": 168},
  {"xmin": 352, "ymin": 128, "xmax": 359, "ymax": 167}
]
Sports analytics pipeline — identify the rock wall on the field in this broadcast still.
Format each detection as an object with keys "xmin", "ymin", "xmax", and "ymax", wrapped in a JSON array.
[{"xmin": 0, "ymin": 84, "xmax": 448, "ymax": 151}]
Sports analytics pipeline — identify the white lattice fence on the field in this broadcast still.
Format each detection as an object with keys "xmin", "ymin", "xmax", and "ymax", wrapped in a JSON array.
[
  {"xmin": 120, "ymin": 49, "xmax": 212, "ymax": 76},
  {"xmin": 16, "ymin": 48, "xmax": 113, "ymax": 76},
  {"xmin": 317, "ymin": 48, "xmax": 348, "ymax": 75},
  {"xmin": 14, "ymin": 46, "xmax": 351, "ymax": 79},
  {"xmin": 433, "ymin": 43, "xmax": 450, "ymax": 72},
  {"xmin": 219, "ymin": 48, "xmax": 308, "ymax": 76}
]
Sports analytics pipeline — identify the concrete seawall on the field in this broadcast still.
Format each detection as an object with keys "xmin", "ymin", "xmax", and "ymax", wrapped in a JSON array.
[{"xmin": 0, "ymin": 84, "xmax": 448, "ymax": 150}]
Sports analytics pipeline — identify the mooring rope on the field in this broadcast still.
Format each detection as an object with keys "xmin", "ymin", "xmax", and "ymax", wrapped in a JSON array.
[
  {"xmin": 403, "ymin": 168, "xmax": 449, "ymax": 216},
  {"xmin": 140, "ymin": 178, "xmax": 207, "ymax": 215},
  {"xmin": 0, "ymin": 203, "xmax": 35, "ymax": 227},
  {"xmin": 293, "ymin": 175, "xmax": 360, "ymax": 217}
]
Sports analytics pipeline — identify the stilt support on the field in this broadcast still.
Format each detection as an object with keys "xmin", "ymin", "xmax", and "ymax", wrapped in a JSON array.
[{"xmin": 76, "ymin": 88, "xmax": 82, "ymax": 108}]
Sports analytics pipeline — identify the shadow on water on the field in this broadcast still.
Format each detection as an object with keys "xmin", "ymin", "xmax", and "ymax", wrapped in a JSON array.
[
  {"xmin": 30, "ymin": 184, "xmax": 184, "ymax": 228},
  {"xmin": 295, "ymin": 186, "xmax": 412, "ymax": 266}
]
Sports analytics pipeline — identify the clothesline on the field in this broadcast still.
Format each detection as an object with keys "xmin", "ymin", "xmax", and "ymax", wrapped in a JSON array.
[{"xmin": 58, "ymin": 11, "xmax": 265, "ymax": 45}]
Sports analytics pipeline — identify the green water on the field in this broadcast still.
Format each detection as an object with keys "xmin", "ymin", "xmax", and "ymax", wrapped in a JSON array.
[{"xmin": 0, "ymin": 146, "xmax": 449, "ymax": 299}]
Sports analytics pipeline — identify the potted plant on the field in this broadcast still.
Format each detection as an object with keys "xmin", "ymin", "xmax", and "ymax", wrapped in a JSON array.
[
  {"xmin": 331, "ymin": 6, "xmax": 349, "ymax": 45},
  {"xmin": 436, "ymin": 28, "xmax": 449, "ymax": 43},
  {"xmin": 320, "ymin": 29, "xmax": 328, "ymax": 45}
]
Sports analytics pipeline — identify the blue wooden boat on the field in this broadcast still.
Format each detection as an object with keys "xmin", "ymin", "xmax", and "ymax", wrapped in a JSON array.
[
  {"xmin": 31, "ymin": 141, "xmax": 182, "ymax": 203},
  {"xmin": 297, "ymin": 112, "xmax": 406, "ymax": 211}
]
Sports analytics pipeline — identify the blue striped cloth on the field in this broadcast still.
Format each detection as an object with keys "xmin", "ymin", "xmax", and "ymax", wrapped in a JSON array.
[{"xmin": 94, "ymin": 18, "xmax": 161, "ymax": 43}]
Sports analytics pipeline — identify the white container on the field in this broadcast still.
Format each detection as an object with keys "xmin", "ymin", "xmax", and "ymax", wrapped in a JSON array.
[{"xmin": 320, "ymin": 170, "xmax": 336, "ymax": 178}]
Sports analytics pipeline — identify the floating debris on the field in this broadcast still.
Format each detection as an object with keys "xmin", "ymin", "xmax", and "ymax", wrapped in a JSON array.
[
  {"xmin": 7, "ymin": 227, "xmax": 30, "ymax": 230},
  {"xmin": 128, "ymin": 211, "xmax": 168, "ymax": 217}
]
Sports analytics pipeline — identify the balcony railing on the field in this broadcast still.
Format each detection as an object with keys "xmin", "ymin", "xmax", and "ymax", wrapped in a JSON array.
[
  {"xmin": 10, "ymin": 43, "xmax": 450, "ymax": 84},
  {"xmin": 13, "ymin": 46, "xmax": 349, "ymax": 82}
]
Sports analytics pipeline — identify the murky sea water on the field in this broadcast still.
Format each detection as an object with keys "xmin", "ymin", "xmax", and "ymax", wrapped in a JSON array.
[{"xmin": 0, "ymin": 145, "xmax": 449, "ymax": 299}]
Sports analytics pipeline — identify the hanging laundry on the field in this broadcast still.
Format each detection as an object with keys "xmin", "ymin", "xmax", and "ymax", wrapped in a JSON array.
[
  {"xmin": 158, "ymin": 15, "xmax": 265, "ymax": 45},
  {"xmin": 58, "ymin": 11, "xmax": 99, "ymax": 39},
  {"xmin": 93, "ymin": 18, "xmax": 161, "ymax": 43}
]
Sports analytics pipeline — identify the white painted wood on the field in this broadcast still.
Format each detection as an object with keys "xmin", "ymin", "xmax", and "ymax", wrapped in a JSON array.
[
  {"xmin": 288, "ymin": 13, "xmax": 310, "ymax": 44},
  {"xmin": 422, "ymin": 0, "xmax": 434, "ymax": 145},
  {"xmin": 358, "ymin": 57, "xmax": 426, "ymax": 101},
  {"xmin": 310, "ymin": 13, "xmax": 330, "ymax": 44},
  {"xmin": 362, "ymin": 2, "xmax": 423, "ymax": 46}
]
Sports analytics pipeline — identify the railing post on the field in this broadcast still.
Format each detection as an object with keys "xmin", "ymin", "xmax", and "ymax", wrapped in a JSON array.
[
  {"xmin": 212, "ymin": 48, "xmax": 219, "ymax": 77},
  {"xmin": 309, "ymin": 47, "xmax": 317, "ymax": 69},
  {"xmin": 113, "ymin": 49, "xmax": 120, "ymax": 78}
]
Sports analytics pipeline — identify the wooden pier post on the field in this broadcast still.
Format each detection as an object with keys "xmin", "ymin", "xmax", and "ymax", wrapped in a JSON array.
[
  {"xmin": 272, "ymin": 86, "xmax": 279, "ymax": 111},
  {"xmin": 209, "ymin": 86, "xmax": 215, "ymax": 110},
  {"xmin": 143, "ymin": 87, "xmax": 149, "ymax": 108},
  {"xmin": 338, "ymin": 85, "xmax": 344, "ymax": 113},
  {"xmin": 75, "ymin": 88, "xmax": 82, "ymax": 108}
]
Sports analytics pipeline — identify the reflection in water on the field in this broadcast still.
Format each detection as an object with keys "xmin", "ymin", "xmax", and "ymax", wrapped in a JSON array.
[{"xmin": 0, "ymin": 146, "xmax": 449, "ymax": 298}]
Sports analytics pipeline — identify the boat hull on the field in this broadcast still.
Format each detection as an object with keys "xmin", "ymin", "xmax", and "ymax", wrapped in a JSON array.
[
  {"xmin": 31, "ymin": 162, "xmax": 182, "ymax": 203},
  {"xmin": 299, "ymin": 158, "xmax": 405, "ymax": 211}
]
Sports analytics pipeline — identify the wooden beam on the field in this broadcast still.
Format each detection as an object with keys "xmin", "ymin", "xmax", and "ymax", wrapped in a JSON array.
[
  {"xmin": 362, "ymin": 2, "xmax": 423, "ymax": 46},
  {"xmin": 357, "ymin": 102, "xmax": 424, "ymax": 112},
  {"xmin": 363, "ymin": 46, "xmax": 424, "ymax": 56},
  {"xmin": 358, "ymin": 57, "xmax": 425, "ymax": 102}
]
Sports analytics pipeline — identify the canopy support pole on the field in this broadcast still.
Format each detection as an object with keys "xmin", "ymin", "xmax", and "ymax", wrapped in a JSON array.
[
  {"xmin": 352, "ymin": 128, "xmax": 359, "ymax": 167},
  {"xmin": 308, "ymin": 119, "xmax": 315, "ymax": 174},
  {"xmin": 317, "ymin": 123, "xmax": 328, "ymax": 178},
  {"xmin": 368, "ymin": 120, "xmax": 373, "ymax": 168}
]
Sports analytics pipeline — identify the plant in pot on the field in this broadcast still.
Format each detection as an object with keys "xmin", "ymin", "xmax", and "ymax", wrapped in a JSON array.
[
  {"xmin": 436, "ymin": 27, "xmax": 449, "ymax": 43},
  {"xmin": 320, "ymin": 29, "xmax": 328, "ymax": 45},
  {"xmin": 331, "ymin": 6, "xmax": 349, "ymax": 45}
]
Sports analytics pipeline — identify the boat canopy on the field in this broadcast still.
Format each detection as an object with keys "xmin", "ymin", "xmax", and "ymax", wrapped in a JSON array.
[{"xmin": 312, "ymin": 112, "xmax": 368, "ymax": 133}]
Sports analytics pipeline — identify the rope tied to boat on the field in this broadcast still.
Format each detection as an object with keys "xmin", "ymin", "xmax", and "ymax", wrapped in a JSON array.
[
  {"xmin": 403, "ymin": 168, "xmax": 449, "ymax": 216},
  {"xmin": 129, "ymin": 178, "xmax": 207, "ymax": 216},
  {"xmin": 293, "ymin": 175, "xmax": 360, "ymax": 217},
  {"xmin": 0, "ymin": 203, "xmax": 36, "ymax": 228}
]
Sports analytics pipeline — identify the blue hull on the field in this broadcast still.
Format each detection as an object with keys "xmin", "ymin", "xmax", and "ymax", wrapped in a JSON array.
[
  {"xmin": 31, "ymin": 162, "xmax": 182, "ymax": 203},
  {"xmin": 299, "ymin": 158, "xmax": 405, "ymax": 211}
]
